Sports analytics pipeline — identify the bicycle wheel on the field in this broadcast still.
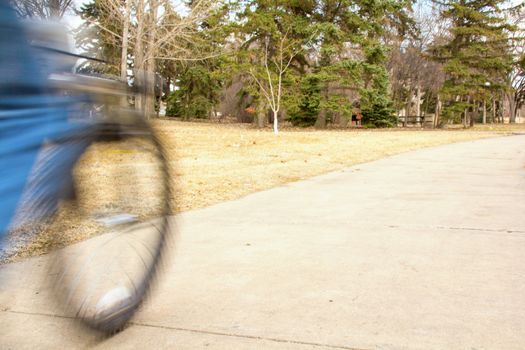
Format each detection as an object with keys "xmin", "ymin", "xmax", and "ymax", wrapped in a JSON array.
[{"xmin": 48, "ymin": 115, "xmax": 173, "ymax": 333}]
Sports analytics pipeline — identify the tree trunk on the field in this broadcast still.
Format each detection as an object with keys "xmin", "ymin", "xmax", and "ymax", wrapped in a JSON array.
[
  {"xmin": 507, "ymin": 92, "xmax": 516, "ymax": 124},
  {"xmin": 255, "ymin": 100, "xmax": 266, "ymax": 128},
  {"xmin": 144, "ymin": 0, "xmax": 159, "ymax": 119},
  {"xmin": 144, "ymin": 72, "xmax": 156, "ymax": 119},
  {"xmin": 415, "ymin": 85, "xmax": 422, "ymax": 117},
  {"xmin": 492, "ymin": 98, "xmax": 496, "ymax": 123},
  {"xmin": 498, "ymin": 95, "xmax": 503, "ymax": 123},
  {"xmin": 315, "ymin": 88, "xmax": 328, "ymax": 129},
  {"xmin": 469, "ymin": 101, "xmax": 475, "ymax": 127},
  {"xmin": 120, "ymin": 0, "xmax": 131, "ymax": 107},
  {"xmin": 405, "ymin": 86, "xmax": 411, "ymax": 127},
  {"xmin": 434, "ymin": 94, "xmax": 441, "ymax": 128},
  {"xmin": 157, "ymin": 76, "xmax": 163, "ymax": 118},
  {"xmin": 133, "ymin": 0, "xmax": 145, "ymax": 112},
  {"xmin": 273, "ymin": 110, "xmax": 279, "ymax": 135},
  {"xmin": 463, "ymin": 108, "xmax": 468, "ymax": 128},
  {"xmin": 483, "ymin": 99, "xmax": 487, "ymax": 124},
  {"xmin": 315, "ymin": 109, "xmax": 327, "ymax": 129},
  {"xmin": 424, "ymin": 90, "xmax": 431, "ymax": 117}
]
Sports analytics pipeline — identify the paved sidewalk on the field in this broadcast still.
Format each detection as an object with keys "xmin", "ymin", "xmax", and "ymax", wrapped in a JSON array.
[{"xmin": 2, "ymin": 135, "xmax": 525, "ymax": 349}]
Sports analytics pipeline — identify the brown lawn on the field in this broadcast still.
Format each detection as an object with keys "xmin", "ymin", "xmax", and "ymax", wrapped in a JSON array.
[
  {"xmin": 158, "ymin": 120, "xmax": 524, "ymax": 212},
  {"xmin": 5, "ymin": 120, "xmax": 524, "ymax": 261}
]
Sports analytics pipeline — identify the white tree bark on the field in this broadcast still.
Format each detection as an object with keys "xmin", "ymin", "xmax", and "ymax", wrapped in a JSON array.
[
  {"xmin": 144, "ymin": 0, "xmax": 159, "ymax": 119},
  {"xmin": 120, "ymin": 0, "xmax": 130, "ymax": 82},
  {"xmin": 133, "ymin": 0, "xmax": 146, "ymax": 112},
  {"xmin": 120, "ymin": 0, "xmax": 131, "ymax": 107},
  {"xmin": 249, "ymin": 33, "xmax": 299, "ymax": 135}
]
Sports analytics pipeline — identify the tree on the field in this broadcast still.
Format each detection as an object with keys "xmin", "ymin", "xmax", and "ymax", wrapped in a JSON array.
[
  {"xmin": 389, "ymin": 4, "xmax": 445, "ymax": 126},
  {"xmin": 430, "ymin": 0, "xmax": 515, "ymax": 125},
  {"xmin": 230, "ymin": 0, "xmax": 411, "ymax": 129},
  {"xmin": 75, "ymin": 0, "xmax": 123, "ymax": 76},
  {"xmin": 513, "ymin": 54, "xmax": 525, "ymax": 119},
  {"xmin": 10, "ymin": 0, "xmax": 73, "ymax": 18},
  {"xmin": 296, "ymin": 0, "xmax": 411, "ymax": 128},
  {"xmin": 166, "ymin": 60, "xmax": 224, "ymax": 119},
  {"xmin": 248, "ymin": 33, "xmax": 302, "ymax": 135},
  {"xmin": 231, "ymin": 0, "xmax": 316, "ymax": 133},
  {"xmin": 287, "ymin": 74, "xmax": 322, "ymax": 126},
  {"xmin": 356, "ymin": 0, "xmax": 414, "ymax": 127},
  {"xmin": 506, "ymin": 6, "xmax": 525, "ymax": 122},
  {"xmin": 76, "ymin": 0, "xmax": 220, "ymax": 116}
]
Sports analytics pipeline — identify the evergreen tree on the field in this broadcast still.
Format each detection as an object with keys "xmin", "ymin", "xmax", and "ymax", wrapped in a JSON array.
[
  {"xmin": 75, "ymin": 0, "xmax": 123, "ymax": 76},
  {"xmin": 355, "ymin": 0, "xmax": 414, "ymax": 127},
  {"xmin": 285, "ymin": 0, "xmax": 411, "ymax": 127},
  {"xmin": 166, "ymin": 60, "xmax": 224, "ymax": 119},
  {"xmin": 230, "ymin": 0, "xmax": 316, "ymax": 131},
  {"xmin": 431, "ymin": 0, "xmax": 515, "ymax": 124},
  {"xmin": 165, "ymin": 4, "xmax": 229, "ymax": 119}
]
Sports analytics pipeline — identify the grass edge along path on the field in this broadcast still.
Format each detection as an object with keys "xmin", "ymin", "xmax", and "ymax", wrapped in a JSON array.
[
  {"xmin": 161, "ymin": 121, "xmax": 523, "ymax": 213},
  {"xmin": 5, "ymin": 121, "xmax": 524, "ymax": 260}
]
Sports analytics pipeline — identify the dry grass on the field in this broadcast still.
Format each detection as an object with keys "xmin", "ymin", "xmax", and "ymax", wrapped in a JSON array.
[
  {"xmin": 157, "ymin": 120, "xmax": 523, "ymax": 212},
  {"xmin": 4, "ymin": 120, "xmax": 523, "ymax": 261}
]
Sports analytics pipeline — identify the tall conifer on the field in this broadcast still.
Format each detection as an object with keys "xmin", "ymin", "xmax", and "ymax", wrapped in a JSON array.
[{"xmin": 431, "ymin": 0, "xmax": 515, "ymax": 123}]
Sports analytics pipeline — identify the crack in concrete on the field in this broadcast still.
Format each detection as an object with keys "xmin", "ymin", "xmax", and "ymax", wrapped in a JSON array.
[
  {"xmin": 435, "ymin": 226, "xmax": 525, "ymax": 234},
  {"xmin": 384, "ymin": 224, "xmax": 525, "ymax": 237},
  {"xmin": 1, "ymin": 308, "xmax": 72, "ymax": 319},
  {"xmin": 2, "ymin": 309, "xmax": 369, "ymax": 350},
  {"xmin": 131, "ymin": 321, "xmax": 371, "ymax": 350}
]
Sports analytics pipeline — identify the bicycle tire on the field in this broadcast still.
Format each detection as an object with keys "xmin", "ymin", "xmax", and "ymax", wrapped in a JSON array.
[{"xmin": 47, "ymin": 115, "xmax": 173, "ymax": 334}]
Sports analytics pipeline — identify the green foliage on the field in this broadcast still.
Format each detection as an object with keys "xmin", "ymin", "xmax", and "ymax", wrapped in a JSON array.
[
  {"xmin": 78, "ymin": 0, "xmax": 525, "ymax": 129},
  {"xmin": 430, "ymin": 0, "xmax": 515, "ymax": 122},
  {"xmin": 163, "ymin": 2, "xmax": 232, "ymax": 119},
  {"xmin": 75, "ymin": 0, "xmax": 121, "ymax": 75},
  {"xmin": 308, "ymin": 0, "xmax": 407, "ymax": 127},
  {"xmin": 166, "ymin": 91, "xmax": 212, "ymax": 119},
  {"xmin": 222, "ymin": 0, "xmax": 415, "ymax": 128},
  {"xmin": 165, "ymin": 91, "xmax": 181, "ymax": 117},
  {"xmin": 287, "ymin": 74, "xmax": 321, "ymax": 126},
  {"xmin": 166, "ymin": 62, "xmax": 223, "ymax": 119},
  {"xmin": 360, "ymin": 39, "xmax": 397, "ymax": 127},
  {"xmin": 360, "ymin": 88, "xmax": 396, "ymax": 127},
  {"xmin": 359, "ymin": 33, "xmax": 396, "ymax": 127}
]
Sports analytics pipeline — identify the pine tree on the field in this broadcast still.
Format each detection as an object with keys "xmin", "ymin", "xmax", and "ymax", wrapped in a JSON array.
[
  {"xmin": 230, "ymin": 0, "xmax": 316, "ymax": 133},
  {"xmin": 227, "ymin": 0, "xmax": 413, "ymax": 128},
  {"xmin": 355, "ymin": 0, "xmax": 414, "ymax": 127},
  {"xmin": 287, "ymin": 0, "xmax": 411, "ymax": 128},
  {"xmin": 431, "ymin": 0, "xmax": 515, "ymax": 124},
  {"xmin": 75, "ymin": 0, "xmax": 123, "ymax": 76}
]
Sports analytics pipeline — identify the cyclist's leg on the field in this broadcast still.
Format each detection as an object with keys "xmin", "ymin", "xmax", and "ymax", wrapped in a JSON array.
[{"xmin": 0, "ymin": 0, "xmax": 73, "ymax": 237}]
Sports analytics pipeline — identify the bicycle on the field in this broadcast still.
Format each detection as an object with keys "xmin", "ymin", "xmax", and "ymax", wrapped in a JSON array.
[{"xmin": 2, "ymin": 20, "xmax": 174, "ymax": 334}]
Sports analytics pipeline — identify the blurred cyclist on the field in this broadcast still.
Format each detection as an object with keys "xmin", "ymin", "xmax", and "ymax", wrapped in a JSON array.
[{"xmin": 0, "ymin": 0, "xmax": 84, "ymax": 238}]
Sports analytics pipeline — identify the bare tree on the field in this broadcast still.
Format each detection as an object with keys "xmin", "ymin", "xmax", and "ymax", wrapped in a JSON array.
[
  {"xmin": 132, "ymin": 0, "xmax": 219, "ymax": 116},
  {"xmin": 389, "ymin": 3, "xmax": 446, "ymax": 126},
  {"xmin": 506, "ymin": 7, "xmax": 525, "ymax": 122},
  {"xmin": 248, "ymin": 35, "xmax": 298, "ymax": 135},
  {"xmin": 11, "ymin": 0, "xmax": 74, "ymax": 18},
  {"xmin": 120, "ymin": 0, "xmax": 131, "ymax": 82},
  {"xmin": 79, "ymin": 0, "xmax": 219, "ymax": 116}
]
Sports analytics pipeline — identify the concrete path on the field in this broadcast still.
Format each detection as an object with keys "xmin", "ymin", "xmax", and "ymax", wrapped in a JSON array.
[{"xmin": 2, "ymin": 135, "xmax": 525, "ymax": 350}]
